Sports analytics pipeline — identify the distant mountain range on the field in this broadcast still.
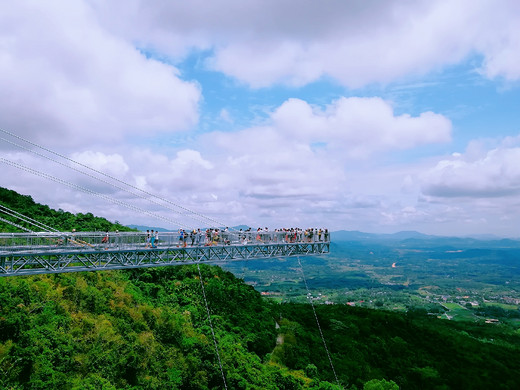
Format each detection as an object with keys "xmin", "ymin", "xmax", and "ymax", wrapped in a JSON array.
[
  {"xmin": 331, "ymin": 230, "xmax": 520, "ymax": 248},
  {"xmin": 331, "ymin": 230, "xmax": 432, "ymax": 241}
]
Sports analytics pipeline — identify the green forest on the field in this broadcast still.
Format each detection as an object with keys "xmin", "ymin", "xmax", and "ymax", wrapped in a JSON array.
[
  {"xmin": 0, "ymin": 187, "xmax": 134, "ymax": 233},
  {"xmin": 2, "ymin": 187, "xmax": 520, "ymax": 389},
  {"xmin": 1, "ymin": 266, "xmax": 519, "ymax": 389}
]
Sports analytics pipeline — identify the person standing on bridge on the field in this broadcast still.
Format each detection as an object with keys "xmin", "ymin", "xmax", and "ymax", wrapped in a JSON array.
[
  {"xmin": 102, "ymin": 231, "xmax": 109, "ymax": 250},
  {"xmin": 153, "ymin": 230, "xmax": 159, "ymax": 248},
  {"xmin": 182, "ymin": 230, "xmax": 188, "ymax": 247},
  {"xmin": 178, "ymin": 229, "xmax": 183, "ymax": 247},
  {"xmin": 145, "ymin": 230, "xmax": 151, "ymax": 248},
  {"xmin": 196, "ymin": 228, "xmax": 202, "ymax": 246},
  {"xmin": 205, "ymin": 229, "xmax": 211, "ymax": 245},
  {"xmin": 150, "ymin": 230, "xmax": 155, "ymax": 248}
]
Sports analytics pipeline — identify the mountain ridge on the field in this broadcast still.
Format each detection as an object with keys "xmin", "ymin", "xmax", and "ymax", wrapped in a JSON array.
[{"xmin": 331, "ymin": 229, "xmax": 520, "ymax": 246}]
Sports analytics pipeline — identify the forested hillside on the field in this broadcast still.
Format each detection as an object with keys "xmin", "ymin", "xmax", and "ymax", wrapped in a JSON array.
[
  {"xmin": 0, "ymin": 266, "xmax": 340, "ymax": 389},
  {"xmin": 1, "ymin": 186, "xmax": 520, "ymax": 389},
  {"xmin": 1, "ymin": 266, "xmax": 519, "ymax": 389},
  {"xmin": 0, "ymin": 187, "xmax": 133, "ymax": 232}
]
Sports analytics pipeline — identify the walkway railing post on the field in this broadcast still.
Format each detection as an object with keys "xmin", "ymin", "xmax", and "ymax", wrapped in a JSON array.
[{"xmin": 0, "ymin": 230, "xmax": 330, "ymax": 276}]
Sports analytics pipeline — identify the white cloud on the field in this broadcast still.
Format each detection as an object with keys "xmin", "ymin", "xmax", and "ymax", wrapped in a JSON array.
[
  {"xmin": 380, "ymin": 206, "xmax": 429, "ymax": 226},
  {"xmin": 91, "ymin": 0, "xmax": 520, "ymax": 88},
  {"xmin": 0, "ymin": 1, "xmax": 200, "ymax": 149},
  {"xmin": 186, "ymin": 96, "xmax": 451, "ymax": 228},
  {"xmin": 214, "ymin": 0, "xmax": 520, "ymax": 87},
  {"xmin": 113, "ymin": 148, "xmax": 215, "ymax": 197},
  {"xmin": 473, "ymin": 2, "xmax": 520, "ymax": 81},
  {"xmin": 172, "ymin": 149, "xmax": 214, "ymax": 170},
  {"xmin": 205, "ymin": 97, "xmax": 451, "ymax": 164},
  {"xmin": 71, "ymin": 151, "xmax": 129, "ymax": 177},
  {"xmin": 1, "ymin": 1, "xmax": 519, "ymax": 236},
  {"xmin": 218, "ymin": 109, "xmax": 233, "ymax": 123},
  {"xmin": 421, "ymin": 141, "xmax": 520, "ymax": 198},
  {"xmin": 272, "ymin": 97, "xmax": 452, "ymax": 157}
]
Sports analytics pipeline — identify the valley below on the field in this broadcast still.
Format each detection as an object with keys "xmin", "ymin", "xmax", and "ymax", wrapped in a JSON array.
[{"xmin": 222, "ymin": 235, "xmax": 520, "ymax": 329}]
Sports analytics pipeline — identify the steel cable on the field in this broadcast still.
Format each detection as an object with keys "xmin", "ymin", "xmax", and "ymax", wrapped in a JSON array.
[
  {"xmin": 1, "ymin": 128, "xmax": 235, "ymax": 230},
  {"xmin": 0, "ymin": 215, "xmax": 34, "ymax": 232},
  {"xmin": 0, "ymin": 204, "xmax": 58, "ymax": 232},
  {"xmin": 0, "ymin": 136, "xmax": 218, "ymax": 230},
  {"xmin": 197, "ymin": 263, "xmax": 228, "ymax": 389},
  {"xmin": 297, "ymin": 256, "xmax": 342, "ymax": 388},
  {"xmin": 0, "ymin": 158, "xmax": 193, "ymax": 230}
]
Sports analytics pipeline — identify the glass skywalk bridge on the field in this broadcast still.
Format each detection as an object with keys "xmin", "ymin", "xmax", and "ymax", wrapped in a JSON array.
[{"xmin": 0, "ymin": 230, "xmax": 330, "ymax": 276}]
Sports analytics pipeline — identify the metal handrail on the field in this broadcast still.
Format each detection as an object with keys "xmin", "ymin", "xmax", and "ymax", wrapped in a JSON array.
[{"xmin": 0, "ymin": 230, "xmax": 330, "ymax": 254}]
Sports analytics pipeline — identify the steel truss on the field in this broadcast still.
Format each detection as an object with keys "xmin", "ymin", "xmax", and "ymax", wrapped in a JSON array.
[{"xmin": 0, "ymin": 242, "xmax": 330, "ymax": 277}]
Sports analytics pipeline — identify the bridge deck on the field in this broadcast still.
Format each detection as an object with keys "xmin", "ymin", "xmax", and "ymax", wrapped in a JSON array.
[{"xmin": 0, "ymin": 231, "xmax": 330, "ymax": 276}]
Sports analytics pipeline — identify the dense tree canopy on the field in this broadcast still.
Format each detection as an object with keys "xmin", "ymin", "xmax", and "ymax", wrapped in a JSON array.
[
  {"xmin": 0, "ymin": 265, "xmax": 519, "ymax": 389},
  {"xmin": 0, "ymin": 266, "xmax": 343, "ymax": 389},
  {"xmin": 0, "ymin": 187, "xmax": 134, "ymax": 232}
]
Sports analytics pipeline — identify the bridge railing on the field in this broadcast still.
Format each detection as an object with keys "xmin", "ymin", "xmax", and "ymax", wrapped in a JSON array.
[{"xmin": 0, "ymin": 230, "xmax": 330, "ymax": 254}]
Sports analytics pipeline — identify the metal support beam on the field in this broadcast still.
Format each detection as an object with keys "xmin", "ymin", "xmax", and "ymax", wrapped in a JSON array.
[{"xmin": 0, "ymin": 242, "xmax": 330, "ymax": 276}]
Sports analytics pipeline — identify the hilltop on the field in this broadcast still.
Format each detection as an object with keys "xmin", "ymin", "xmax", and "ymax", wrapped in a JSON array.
[{"xmin": 0, "ymin": 187, "xmax": 134, "ymax": 233}]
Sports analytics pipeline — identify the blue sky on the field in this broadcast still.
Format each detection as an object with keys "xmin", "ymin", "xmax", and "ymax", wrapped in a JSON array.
[{"xmin": 1, "ymin": 1, "xmax": 520, "ymax": 236}]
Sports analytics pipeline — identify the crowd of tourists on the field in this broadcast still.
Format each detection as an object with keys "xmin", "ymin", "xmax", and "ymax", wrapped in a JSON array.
[{"xmin": 143, "ymin": 227, "xmax": 329, "ymax": 248}]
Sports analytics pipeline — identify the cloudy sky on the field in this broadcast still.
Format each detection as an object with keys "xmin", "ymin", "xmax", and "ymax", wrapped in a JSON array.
[{"xmin": 1, "ymin": 0, "xmax": 520, "ymax": 236}]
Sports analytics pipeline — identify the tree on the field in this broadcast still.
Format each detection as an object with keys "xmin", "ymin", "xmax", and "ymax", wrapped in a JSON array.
[
  {"xmin": 363, "ymin": 378, "xmax": 399, "ymax": 390},
  {"xmin": 305, "ymin": 364, "xmax": 318, "ymax": 379}
]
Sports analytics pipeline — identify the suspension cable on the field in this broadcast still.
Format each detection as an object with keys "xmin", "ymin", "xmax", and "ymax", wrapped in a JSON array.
[
  {"xmin": 0, "ymin": 204, "xmax": 58, "ymax": 232},
  {"xmin": 0, "ymin": 215, "xmax": 34, "ymax": 233},
  {"xmin": 1, "ymin": 128, "xmax": 234, "ymax": 230},
  {"xmin": 197, "ymin": 263, "xmax": 228, "ymax": 389},
  {"xmin": 0, "ymin": 158, "xmax": 193, "ymax": 230},
  {"xmin": 0, "ymin": 136, "xmax": 217, "ymax": 229},
  {"xmin": 297, "ymin": 256, "xmax": 341, "ymax": 388},
  {"xmin": 0, "ymin": 207, "xmax": 52, "ymax": 232}
]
